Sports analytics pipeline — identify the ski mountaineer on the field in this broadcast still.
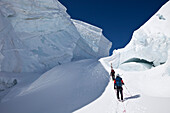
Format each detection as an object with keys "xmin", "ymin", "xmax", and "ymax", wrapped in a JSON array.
[
  {"xmin": 114, "ymin": 74, "xmax": 124, "ymax": 101},
  {"xmin": 110, "ymin": 63, "xmax": 115, "ymax": 80}
]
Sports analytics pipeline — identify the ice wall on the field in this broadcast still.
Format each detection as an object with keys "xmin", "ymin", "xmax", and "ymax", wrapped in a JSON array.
[
  {"xmin": 0, "ymin": 9, "xmax": 43, "ymax": 72},
  {"xmin": 72, "ymin": 19, "xmax": 112, "ymax": 60},
  {"xmin": 105, "ymin": 1, "xmax": 170, "ymax": 70},
  {"xmin": 0, "ymin": 0, "xmax": 111, "ymax": 72}
]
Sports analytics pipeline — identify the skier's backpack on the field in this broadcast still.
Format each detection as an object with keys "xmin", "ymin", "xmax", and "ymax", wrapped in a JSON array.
[{"xmin": 115, "ymin": 77, "xmax": 122, "ymax": 87}]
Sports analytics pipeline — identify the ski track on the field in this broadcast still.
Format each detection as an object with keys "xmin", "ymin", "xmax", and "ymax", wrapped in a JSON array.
[
  {"xmin": 75, "ymin": 68, "xmax": 147, "ymax": 113},
  {"xmin": 113, "ymin": 84, "xmax": 129, "ymax": 113}
]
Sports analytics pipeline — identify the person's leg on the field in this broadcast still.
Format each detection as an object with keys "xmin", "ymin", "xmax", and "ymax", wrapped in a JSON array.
[
  {"xmin": 120, "ymin": 89, "xmax": 123, "ymax": 100},
  {"xmin": 112, "ymin": 76, "xmax": 114, "ymax": 81},
  {"xmin": 117, "ymin": 89, "xmax": 120, "ymax": 100}
]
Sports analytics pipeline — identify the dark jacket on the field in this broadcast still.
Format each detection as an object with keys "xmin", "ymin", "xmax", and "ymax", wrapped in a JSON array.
[{"xmin": 110, "ymin": 69, "xmax": 115, "ymax": 80}]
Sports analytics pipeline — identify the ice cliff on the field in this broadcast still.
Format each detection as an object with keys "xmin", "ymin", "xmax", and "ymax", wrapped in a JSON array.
[
  {"xmin": 0, "ymin": 0, "xmax": 111, "ymax": 72},
  {"xmin": 101, "ymin": 1, "xmax": 170, "ymax": 71},
  {"xmin": 0, "ymin": 8, "xmax": 42, "ymax": 72},
  {"xmin": 72, "ymin": 19, "xmax": 111, "ymax": 60}
]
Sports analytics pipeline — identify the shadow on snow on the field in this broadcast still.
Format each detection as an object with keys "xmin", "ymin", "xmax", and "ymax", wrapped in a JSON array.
[{"xmin": 124, "ymin": 94, "xmax": 141, "ymax": 101}]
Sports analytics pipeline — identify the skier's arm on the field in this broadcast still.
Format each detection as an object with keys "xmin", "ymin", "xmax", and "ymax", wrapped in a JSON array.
[
  {"xmin": 121, "ymin": 80, "xmax": 124, "ymax": 85},
  {"xmin": 114, "ymin": 80, "xmax": 116, "ymax": 86},
  {"xmin": 114, "ymin": 80, "xmax": 116, "ymax": 89}
]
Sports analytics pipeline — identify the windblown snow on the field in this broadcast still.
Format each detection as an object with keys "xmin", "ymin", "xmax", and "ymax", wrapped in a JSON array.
[{"xmin": 0, "ymin": 0, "xmax": 170, "ymax": 113}]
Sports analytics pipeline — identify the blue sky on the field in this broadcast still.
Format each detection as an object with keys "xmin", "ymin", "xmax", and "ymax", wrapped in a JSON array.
[{"xmin": 59, "ymin": 0, "xmax": 169, "ymax": 55}]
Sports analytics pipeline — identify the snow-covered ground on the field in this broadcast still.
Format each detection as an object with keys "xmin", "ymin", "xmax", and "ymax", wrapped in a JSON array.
[
  {"xmin": 74, "ymin": 58, "xmax": 170, "ymax": 113},
  {"xmin": 0, "ymin": 72, "xmax": 42, "ymax": 102},
  {"xmin": 1, "ymin": 59, "xmax": 170, "ymax": 113},
  {"xmin": 0, "ymin": 59, "xmax": 110, "ymax": 113}
]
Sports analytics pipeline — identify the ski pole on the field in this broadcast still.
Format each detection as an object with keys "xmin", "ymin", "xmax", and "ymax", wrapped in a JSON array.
[{"xmin": 124, "ymin": 85, "xmax": 132, "ymax": 96}]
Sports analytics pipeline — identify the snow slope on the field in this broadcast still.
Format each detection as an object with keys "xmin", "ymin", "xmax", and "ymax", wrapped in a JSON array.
[
  {"xmin": 74, "ymin": 67, "xmax": 170, "ymax": 113},
  {"xmin": 1, "ymin": 59, "xmax": 169, "ymax": 113},
  {"xmin": 1, "ymin": 59, "xmax": 170, "ymax": 113},
  {"xmin": 0, "ymin": 0, "xmax": 111, "ymax": 72},
  {"xmin": 0, "ymin": 72, "xmax": 42, "ymax": 102},
  {"xmin": 0, "ymin": 59, "xmax": 109, "ymax": 113}
]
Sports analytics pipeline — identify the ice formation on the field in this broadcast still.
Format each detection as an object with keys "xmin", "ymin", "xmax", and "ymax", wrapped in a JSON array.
[
  {"xmin": 101, "ymin": 1, "xmax": 170, "ymax": 71},
  {"xmin": 72, "ymin": 19, "xmax": 111, "ymax": 60},
  {"xmin": 0, "ymin": 0, "xmax": 111, "ymax": 72},
  {"xmin": 0, "ymin": 8, "xmax": 42, "ymax": 72}
]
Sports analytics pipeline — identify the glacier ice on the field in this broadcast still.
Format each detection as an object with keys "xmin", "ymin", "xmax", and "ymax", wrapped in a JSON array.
[
  {"xmin": 0, "ymin": 10, "xmax": 43, "ymax": 72},
  {"xmin": 72, "ymin": 19, "xmax": 112, "ymax": 60},
  {"xmin": 0, "ymin": 0, "xmax": 111, "ymax": 72},
  {"xmin": 102, "ymin": 1, "xmax": 170, "ymax": 71}
]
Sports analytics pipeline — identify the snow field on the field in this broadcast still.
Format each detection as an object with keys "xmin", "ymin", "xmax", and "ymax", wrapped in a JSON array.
[{"xmin": 0, "ymin": 59, "xmax": 110, "ymax": 113}]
